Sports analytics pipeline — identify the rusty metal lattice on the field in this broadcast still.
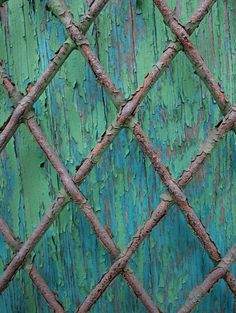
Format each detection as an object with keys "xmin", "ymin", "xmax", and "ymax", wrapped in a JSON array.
[{"xmin": 0, "ymin": 0, "xmax": 236, "ymax": 312}]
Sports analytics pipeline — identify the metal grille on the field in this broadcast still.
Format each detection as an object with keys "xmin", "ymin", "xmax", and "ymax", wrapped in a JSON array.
[{"xmin": 0, "ymin": 0, "xmax": 236, "ymax": 312}]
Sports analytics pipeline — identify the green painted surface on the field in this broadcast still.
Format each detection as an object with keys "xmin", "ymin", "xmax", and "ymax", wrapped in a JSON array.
[{"xmin": 0, "ymin": 0, "xmax": 236, "ymax": 312}]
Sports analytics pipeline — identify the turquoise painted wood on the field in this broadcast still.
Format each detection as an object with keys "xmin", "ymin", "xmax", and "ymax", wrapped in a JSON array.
[{"xmin": 0, "ymin": 0, "xmax": 236, "ymax": 312}]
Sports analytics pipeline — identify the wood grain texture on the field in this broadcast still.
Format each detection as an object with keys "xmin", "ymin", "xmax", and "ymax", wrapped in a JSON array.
[{"xmin": 0, "ymin": 0, "xmax": 236, "ymax": 312}]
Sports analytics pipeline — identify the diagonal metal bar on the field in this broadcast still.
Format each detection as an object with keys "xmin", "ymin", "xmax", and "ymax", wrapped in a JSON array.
[
  {"xmin": 0, "ymin": 68, "xmax": 161, "ymax": 313},
  {"xmin": 178, "ymin": 244, "xmax": 236, "ymax": 313},
  {"xmin": 0, "ymin": 217, "xmax": 65, "ymax": 313},
  {"xmin": 0, "ymin": 0, "xmax": 110, "ymax": 153},
  {"xmin": 153, "ymin": 0, "xmax": 232, "ymax": 117},
  {"xmin": 76, "ymin": 106, "xmax": 236, "ymax": 312}
]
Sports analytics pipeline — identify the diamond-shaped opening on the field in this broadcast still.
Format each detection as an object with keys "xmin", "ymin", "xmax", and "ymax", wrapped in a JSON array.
[
  {"xmin": 188, "ymin": 278, "xmax": 236, "ymax": 313},
  {"xmin": 31, "ymin": 217, "xmax": 111, "ymax": 312},
  {"xmin": 58, "ymin": 201, "xmax": 156, "ymax": 312},
  {"xmin": 164, "ymin": 0, "xmax": 200, "ymax": 23},
  {"xmin": 64, "ymin": 127, "xmax": 166, "ymax": 310},
  {"xmin": 184, "ymin": 1, "xmax": 236, "ymax": 102},
  {"xmin": 88, "ymin": 0, "xmax": 174, "ymax": 98},
  {"xmin": 153, "ymin": 0, "xmax": 236, "ymax": 118},
  {"xmin": 79, "ymin": 127, "xmax": 166, "ymax": 248},
  {"xmin": 24, "ymin": 239, "xmax": 63, "ymax": 312},
  {"xmin": 69, "ymin": 207, "xmax": 166, "ymax": 313},
  {"xmin": 89, "ymin": 274, "xmax": 150, "ymax": 313},
  {"xmin": 55, "ymin": 67, "xmax": 113, "ymax": 159},
  {"xmin": 0, "ymin": 270, "xmax": 41, "ymax": 312},
  {"xmin": 96, "ymin": 0, "xmax": 171, "ymax": 97},
  {"xmin": 0, "ymin": 122, "xmax": 62, "ymax": 239},
  {"xmin": 182, "ymin": 130, "xmax": 236, "ymax": 254},
  {"xmin": 130, "ymin": 204, "xmax": 231, "ymax": 312},
  {"xmin": 137, "ymin": 50, "xmax": 224, "ymax": 179}
]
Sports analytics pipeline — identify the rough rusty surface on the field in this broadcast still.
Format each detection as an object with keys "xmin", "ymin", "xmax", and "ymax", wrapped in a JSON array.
[{"xmin": 0, "ymin": 0, "xmax": 236, "ymax": 312}]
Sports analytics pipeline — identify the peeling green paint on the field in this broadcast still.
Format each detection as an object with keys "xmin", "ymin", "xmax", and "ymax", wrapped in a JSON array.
[{"xmin": 0, "ymin": 0, "xmax": 236, "ymax": 312}]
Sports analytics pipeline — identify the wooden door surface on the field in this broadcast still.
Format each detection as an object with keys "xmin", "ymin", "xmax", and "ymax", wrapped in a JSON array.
[{"xmin": 0, "ymin": 0, "xmax": 235, "ymax": 312}]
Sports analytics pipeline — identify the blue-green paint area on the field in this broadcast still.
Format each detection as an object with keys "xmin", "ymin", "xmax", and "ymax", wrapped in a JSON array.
[{"xmin": 0, "ymin": 0, "xmax": 236, "ymax": 312}]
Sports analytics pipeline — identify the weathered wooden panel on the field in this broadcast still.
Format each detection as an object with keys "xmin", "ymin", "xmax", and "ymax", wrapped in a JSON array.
[{"xmin": 0, "ymin": 0, "xmax": 235, "ymax": 312}]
